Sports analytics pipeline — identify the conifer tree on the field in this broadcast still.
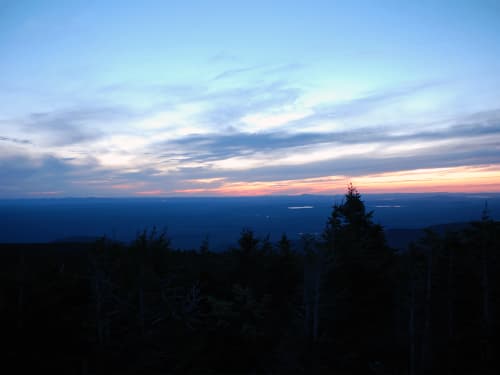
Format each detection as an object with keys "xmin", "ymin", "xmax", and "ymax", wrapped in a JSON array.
[{"xmin": 323, "ymin": 184, "xmax": 395, "ymax": 369}]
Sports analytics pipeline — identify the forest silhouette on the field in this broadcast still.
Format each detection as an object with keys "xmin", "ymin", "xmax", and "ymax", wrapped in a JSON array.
[{"xmin": 1, "ymin": 185, "xmax": 499, "ymax": 374}]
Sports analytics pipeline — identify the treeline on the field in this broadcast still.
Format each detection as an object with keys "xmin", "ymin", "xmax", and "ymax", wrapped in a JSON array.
[{"xmin": 0, "ymin": 185, "xmax": 499, "ymax": 374}]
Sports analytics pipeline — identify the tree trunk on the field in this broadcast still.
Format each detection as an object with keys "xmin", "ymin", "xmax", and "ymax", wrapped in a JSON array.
[
  {"xmin": 139, "ymin": 263, "xmax": 146, "ymax": 338},
  {"xmin": 447, "ymin": 246, "xmax": 455, "ymax": 375},
  {"xmin": 312, "ymin": 265, "xmax": 321, "ymax": 342},
  {"xmin": 409, "ymin": 276, "xmax": 416, "ymax": 375},
  {"xmin": 480, "ymin": 245, "xmax": 490, "ymax": 373},
  {"xmin": 304, "ymin": 263, "xmax": 310, "ymax": 337},
  {"xmin": 17, "ymin": 253, "xmax": 25, "ymax": 331},
  {"xmin": 421, "ymin": 247, "xmax": 433, "ymax": 373},
  {"xmin": 95, "ymin": 276, "xmax": 104, "ymax": 346},
  {"xmin": 408, "ymin": 252, "xmax": 417, "ymax": 375},
  {"xmin": 481, "ymin": 250, "xmax": 490, "ymax": 331}
]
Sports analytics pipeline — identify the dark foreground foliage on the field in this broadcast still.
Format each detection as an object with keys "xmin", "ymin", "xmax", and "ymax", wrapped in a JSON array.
[{"xmin": 1, "ymin": 186, "xmax": 499, "ymax": 374}]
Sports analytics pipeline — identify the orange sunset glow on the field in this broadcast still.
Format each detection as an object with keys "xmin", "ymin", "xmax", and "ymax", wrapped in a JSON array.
[{"xmin": 169, "ymin": 164, "xmax": 500, "ymax": 196}]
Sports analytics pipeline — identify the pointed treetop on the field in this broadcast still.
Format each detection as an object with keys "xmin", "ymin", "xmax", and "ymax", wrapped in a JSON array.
[
  {"xmin": 343, "ymin": 182, "xmax": 367, "ymax": 218},
  {"xmin": 481, "ymin": 200, "xmax": 491, "ymax": 222},
  {"xmin": 347, "ymin": 182, "xmax": 360, "ymax": 199}
]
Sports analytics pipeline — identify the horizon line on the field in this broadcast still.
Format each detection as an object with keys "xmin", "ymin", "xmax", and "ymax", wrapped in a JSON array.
[{"xmin": 2, "ymin": 191, "xmax": 500, "ymax": 200}]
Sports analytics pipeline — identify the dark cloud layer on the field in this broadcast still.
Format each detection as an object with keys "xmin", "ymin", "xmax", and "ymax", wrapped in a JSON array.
[
  {"xmin": 0, "ymin": 136, "xmax": 32, "ymax": 144},
  {"xmin": 0, "ymin": 155, "xmax": 80, "ymax": 196},
  {"xmin": 207, "ymin": 145, "xmax": 500, "ymax": 183}
]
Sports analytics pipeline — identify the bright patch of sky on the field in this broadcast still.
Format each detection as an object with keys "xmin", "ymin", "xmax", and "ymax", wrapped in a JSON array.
[{"xmin": 1, "ymin": 0, "xmax": 500, "ymax": 197}]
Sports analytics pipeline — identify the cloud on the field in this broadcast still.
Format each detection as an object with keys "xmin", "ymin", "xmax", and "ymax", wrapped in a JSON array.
[
  {"xmin": 213, "ymin": 63, "xmax": 303, "ymax": 80},
  {"xmin": 133, "ymin": 80, "xmax": 445, "ymax": 141},
  {"xmin": 0, "ymin": 152, "xmax": 182, "ymax": 198},
  {"xmin": 155, "ymin": 107, "xmax": 500, "ymax": 165},
  {"xmin": 2, "ymin": 76, "xmax": 499, "ymax": 197},
  {"xmin": 143, "ymin": 106, "xmax": 500, "ymax": 188},
  {"xmin": 117, "ymin": 80, "xmax": 303, "ymax": 135},
  {"xmin": 0, "ymin": 155, "xmax": 79, "ymax": 197},
  {"xmin": 0, "ymin": 136, "xmax": 32, "ymax": 145},
  {"xmin": 166, "ymin": 144, "xmax": 498, "ymax": 186},
  {"xmin": 198, "ymin": 82, "xmax": 302, "ymax": 129},
  {"xmin": 213, "ymin": 65, "xmax": 263, "ymax": 80},
  {"xmin": 284, "ymin": 81, "xmax": 444, "ymax": 130},
  {"xmin": 172, "ymin": 165, "xmax": 500, "ymax": 196},
  {"xmin": 19, "ymin": 105, "xmax": 132, "ymax": 147},
  {"xmin": 213, "ymin": 143, "xmax": 500, "ymax": 182}
]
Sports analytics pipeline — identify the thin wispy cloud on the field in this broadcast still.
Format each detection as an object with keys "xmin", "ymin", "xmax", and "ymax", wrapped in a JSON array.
[
  {"xmin": 213, "ymin": 65, "xmax": 264, "ymax": 80},
  {"xmin": 213, "ymin": 63, "xmax": 304, "ymax": 80}
]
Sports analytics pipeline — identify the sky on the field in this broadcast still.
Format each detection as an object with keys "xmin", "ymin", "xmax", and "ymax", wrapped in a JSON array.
[{"xmin": 1, "ymin": 0, "xmax": 500, "ymax": 197}]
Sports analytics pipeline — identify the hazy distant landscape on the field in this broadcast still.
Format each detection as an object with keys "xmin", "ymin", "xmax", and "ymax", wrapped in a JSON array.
[{"xmin": 2, "ymin": 193, "xmax": 498, "ymax": 250}]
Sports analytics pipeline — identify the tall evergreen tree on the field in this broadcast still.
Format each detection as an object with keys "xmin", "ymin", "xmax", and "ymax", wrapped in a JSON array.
[{"xmin": 323, "ymin": 184, "xmax": 396, "ymax": 371}]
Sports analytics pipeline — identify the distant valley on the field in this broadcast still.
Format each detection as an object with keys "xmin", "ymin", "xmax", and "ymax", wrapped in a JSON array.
[{"xmin": 1, "ymin": 193, "xmax": 498, "ymax": 251}]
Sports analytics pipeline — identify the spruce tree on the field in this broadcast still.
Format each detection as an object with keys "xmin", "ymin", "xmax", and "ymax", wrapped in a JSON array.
[{"xmin": 323, "ymin": 184, "xmax": 395, "ymax": 370}]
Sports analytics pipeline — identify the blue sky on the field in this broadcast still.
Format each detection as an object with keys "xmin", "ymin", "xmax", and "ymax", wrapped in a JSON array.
[{"xmin": 1, "ymin": 0, "xmax": 500, "ymax": 197}]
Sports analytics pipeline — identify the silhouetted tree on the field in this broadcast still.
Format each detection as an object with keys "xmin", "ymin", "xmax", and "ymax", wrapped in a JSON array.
[
  {"xmin": 277, "ymin": 233, "xmax": 292, "ymax": 257},
  {"xmin": 238, "ymin": 228, "xmax": 259, "ymax": 254},
  {"xmin": 199, "ymin": 235, "xmax": 210, "ymax": 254},
  {"xmin": 323, "ymin": 184, "xmax": 395, "ymax": 371}
]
